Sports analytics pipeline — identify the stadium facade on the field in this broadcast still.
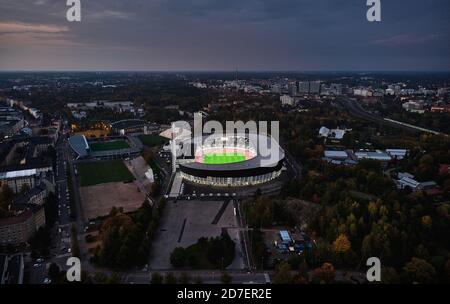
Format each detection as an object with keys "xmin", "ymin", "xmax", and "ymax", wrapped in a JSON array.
[{"xmin": 177, "ymin": 133, "xmax": 285, "ymax": 187}]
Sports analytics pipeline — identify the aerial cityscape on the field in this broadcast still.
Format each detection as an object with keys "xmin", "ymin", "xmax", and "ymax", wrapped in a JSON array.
[{"xmin": 0, "ymin": 0, "xmax": 449, "ymax": 294}]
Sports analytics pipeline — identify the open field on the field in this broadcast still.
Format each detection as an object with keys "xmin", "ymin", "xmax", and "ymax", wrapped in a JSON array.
[
  {"xmin": 203, "ymin": 152, "xmax": 246, "ymax": 164},
  {"xmin": 89, "ymin": 140, "xmax": 130, "ymax": 151},
  {"xmin": 138, "ymin": 134, "xmax": 168, "ymax": 147},
  {"xmin": 79, "ymin": 182, "xmax": 145, "ymax": 219},
  {"xmin": 77, "ymin": 160, "xmax": 134, "ymax": 186}
]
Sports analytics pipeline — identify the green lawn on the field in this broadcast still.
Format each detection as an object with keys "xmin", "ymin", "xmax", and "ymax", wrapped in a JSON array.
[
  {"xmin": 138, "ymin": 135, "xmax": 168, "ymax": 147},
  {"xmin": 203, "ymin": 152, "xmax": 246, "ymax": 165},
  {"xmin": 89, "ymin": 140, "xmax": 130, "ymax": 152},
  {"xmin": 77, "ymin": 160, "xmax": 134, "ymax": 187}
]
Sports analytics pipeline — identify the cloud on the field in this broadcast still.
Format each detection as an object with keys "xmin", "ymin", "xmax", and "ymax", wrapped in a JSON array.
[
  {"xmin": 0, "ymin": 22, "xmax": 69, "ymax": 34},
  {"xmin": 88, "ymin": 10, "xmax": 132, "ymax": 20},
  {"xmin": 371, "ymin": 34, "xmax": 443, "ymax": 47},
  {"xmin": 0, "ymin": 0, "xmax": 449, "ymax": 71}
]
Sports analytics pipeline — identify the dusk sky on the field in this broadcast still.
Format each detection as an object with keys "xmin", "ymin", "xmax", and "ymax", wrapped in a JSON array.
[{"xmin": 0, "ymin": 0, "xmax": 449, "ymax": 71}]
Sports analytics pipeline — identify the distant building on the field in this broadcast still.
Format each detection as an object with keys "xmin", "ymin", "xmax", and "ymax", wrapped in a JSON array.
[
  {"xmin": 324, "ymin": 150, "xmax": 349, "ymax": 159},
  {"xmin": 402, "ymin": 101, "xmax": 425, "ymax": 114},
  {"xmin": 354, "ymin": 88, "xmax": 373, "ymax": 97},
  {"xmin": 71, "ymin": 110, "xmax": 87, "ymax": 120},
  {"xmin": 309, "ymin": 81, "xmax": 321, "ymax": 94},
  {"xmin": 329, "ymin": 84, "xmax": 343, "ymax": 95},
  {"xmin": 319, "ymin": 126, "xmax": 349, "ymax": 140},
  {"xmin": 298, "ymin": 82, "xmax": 310, "ymax": 94},
  {"xmin": 110, "ymin": 119, "xmax": 150, "ymax": 135},
  {"xmin": 270, "ymin": 84, "xmax": 282, "ymax": 94},
  {"xmin": 354, "ymin": 150, "xmax": 391, "ymax": 162},
  {"xmin": 67, "ymin": 101, "xmax": 134, "ymax": 113},
  {"xmin": 0, "ymin": 254, "xmax": 24, "ymax": 284},
  {"xmin": 0, "ymin": 136, "xmax": 54, "ymax": 193},
  {"xmin": 288, "ymin": 82, "xmax": 298, "ymax": 96},
  {"xmin": 386, "ymin": 149, "xmax": 408, "ymax": 160},
  {"xmin": 395, "ymin": 172, "xmax": 439, "ymax": 193},
  {"xmin": 431, "ymin": 105, "xmax": 450, "ymax": 113},
  {"xmin": 280, "ymin": 95, "xmax": 295, "ymax": 106},
  {"xmin": 0, "ymin": 205, "xmax": 45, "ymax": 246}
]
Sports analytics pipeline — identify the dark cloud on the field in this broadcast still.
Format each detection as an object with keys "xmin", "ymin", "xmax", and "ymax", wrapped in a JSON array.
[{"xmin": 0, "ymin": 0, "xmax": 449, "ymax": 71}]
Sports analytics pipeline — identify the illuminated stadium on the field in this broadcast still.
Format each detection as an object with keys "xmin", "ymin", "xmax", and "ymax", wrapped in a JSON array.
[{"xmin": 178, "ymin": 133, "xmax": 285, "ymax": 187}]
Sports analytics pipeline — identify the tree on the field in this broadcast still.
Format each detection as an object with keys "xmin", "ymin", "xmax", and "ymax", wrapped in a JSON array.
[
  {"xmin": 150, "ymin": 272, "xmax": 163, "ymax": 284},
  {"xmin": 332, "ymin": 234, "xmax": 351, "ymax": 253},
  {"xmin": 93, "ymin": 272, "xmax": 108, "ymax": 284},
  {"xmin": 312, "ymin": 263, "xmax": 336, "ymax": 284},
  {"xmin": 170, "ymin": 247, "xmax": 186, "ymax": 268},
  {"xmin": 273, "ymin": 262, "xmax": 293, "ymax": 284},
  {"xmin": 421, "ymin": 215, "xmax": 432, "ymax": 230},
  {"xmin": 381, "ymin": 267, "xmax": 399, "ymax": 284},
  {"xmin": 403, "ymin": 257, "xmax": 436, "ymax": 284},
  {"xmin": 0, "ymin": 184, "xmax": 14, "ymax": 216},
  {"xmin": 107, "ymin": 272, "xmax": 122, "ymax": 284},
  {"xmin": 444, "ymin": 259, "xmax": 450, "ymax": 283},
  {"xmin": 220, "ymin": 272, "xmax": 232, "ymax": 284},
  {"xmin": 194, "ymin": 276, "xmax": 203, "ymax": 284},
  {"xmin": 164, "ymin": 273, "xmax": 177, "ymax": 284},
  {"xmin": 48, "ymin": 263, "xmax": 61, "ymax": 283},
  {"xmin": 178, "ymin": 272, "xmax": 191, "ymax": 284}
]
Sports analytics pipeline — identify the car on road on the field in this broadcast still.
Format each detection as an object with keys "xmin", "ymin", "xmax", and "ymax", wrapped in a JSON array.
[{"xmin": 43, "ymin": 278, "xmax": 51, "ymax": 284}]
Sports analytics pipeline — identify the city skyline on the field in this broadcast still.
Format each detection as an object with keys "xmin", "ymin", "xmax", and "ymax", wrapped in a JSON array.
[{"xmin": 0, "ymin": 0, "xmax": 449, "ymax": 71}]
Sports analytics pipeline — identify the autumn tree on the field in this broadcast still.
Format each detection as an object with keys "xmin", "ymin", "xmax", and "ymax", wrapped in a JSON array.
[
  {"xmin": 273, "ymin": 262, "xmax": 293, "ymax": 284},
  {"xmin": 403, "ymin": 257, "xmax": 436, "ymax": 284},
  {"xmin": 312, "ymin": 262, "xmax": 336, "ymax": 284},
  {"xmin": 332, "ymin": 234, "xmax": 351, "ymax": 253}
]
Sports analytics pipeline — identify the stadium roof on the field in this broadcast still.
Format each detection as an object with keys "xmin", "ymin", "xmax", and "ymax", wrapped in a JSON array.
[
  {"xmin": 68, "ymin": 135, "xmax": 89, "ymax": 158},
  {"xmin": 179, "ymin": 133, "xmax": 285, "ymax": 177},
  {"xmin": 110, "ymin": 119, "xmax": 147, "ymax": 130}
]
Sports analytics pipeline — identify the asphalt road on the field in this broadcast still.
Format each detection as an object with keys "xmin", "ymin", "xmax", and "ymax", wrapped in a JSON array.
[{"xmin": 125, "ymin": 270, "xmax": 269, "ymax": 284}]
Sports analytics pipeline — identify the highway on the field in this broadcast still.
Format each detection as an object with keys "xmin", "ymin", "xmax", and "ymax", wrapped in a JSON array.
[{"xmin": 338, "ymin": 97, "xmax": 443, "ymax": 135}]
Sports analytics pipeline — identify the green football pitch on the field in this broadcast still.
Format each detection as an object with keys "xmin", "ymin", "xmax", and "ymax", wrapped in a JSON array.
[
  {"xmin": 203, "ymin": 153, "xmax": 247, "ymax": 164},
  {"xmin": 77, "ymin": 160, "xmax": 134, "ymax": 187},
  {"xmin": 89, "ymin": 140, "xmax": 130, "ymax": 152}
]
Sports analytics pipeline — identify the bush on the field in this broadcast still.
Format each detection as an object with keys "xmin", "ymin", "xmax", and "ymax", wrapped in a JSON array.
[
  {"xmin": 170, "ymin": 247, "xmax": 186, "ymax": 268},
  {"xmin": 164, "ymin": 273, "xmax": 177, "ymax": 284},
  {"xmin": 220, "ymin": 272, "xmax": 232, "ymax": 284},
  {"xmin": 85, "ymin": 234, "xmax": 96, "ymax": 243},
  {"xmin": 150, "ymin": 272, "xmax": 163, "ymax": 284}
]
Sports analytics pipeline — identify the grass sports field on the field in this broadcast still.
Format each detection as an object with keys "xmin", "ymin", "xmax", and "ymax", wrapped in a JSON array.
[
  {"xmin": 89, "ymin": 140, "xmax": 130, "ymax": 152},
  {"xmin": 138, "ymin": 134, "xmax": 168, "ymax": 147},
  {"xmin": 203, "ymin": 152, "xmax": 246, "ymax": 164},
  {"xmin": 77, "ymin": 160, "xmax": 135, "ymax": 187}
]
